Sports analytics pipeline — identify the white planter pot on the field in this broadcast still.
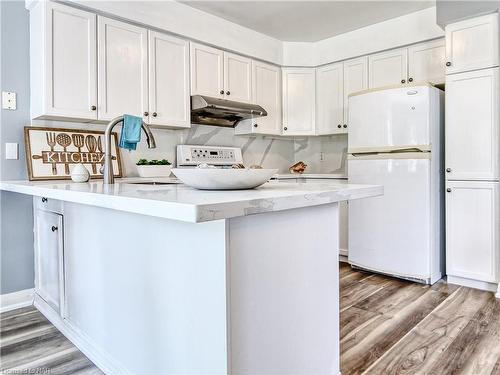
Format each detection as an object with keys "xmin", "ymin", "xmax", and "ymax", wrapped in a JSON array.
[{"xmin": 136, "ymin": 165, "xmax": 172, "ymax": 178}]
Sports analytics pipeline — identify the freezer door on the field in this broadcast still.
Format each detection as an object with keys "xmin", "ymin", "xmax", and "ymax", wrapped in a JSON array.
[
  {"xmin": 348, "ymin": 86, "xmax": 432, "ymax": 152},
  {"xmin": 348, "ymin": 156, "xmax": 432, "ymax": 280}
]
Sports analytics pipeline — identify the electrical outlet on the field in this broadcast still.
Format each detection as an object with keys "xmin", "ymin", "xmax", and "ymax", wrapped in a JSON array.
[
  {"xmin": 320, "ymin": 152, "xmax": 324, "ymax": 162},
  {"xmin": 2, "ymin": 91, "xmax": 17, "ymax": 110},
  {"xmin": 5, "ymin": 143, "xmax": 18, "ymax": 160}
]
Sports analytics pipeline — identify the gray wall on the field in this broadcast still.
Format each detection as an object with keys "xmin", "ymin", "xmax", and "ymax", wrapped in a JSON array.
[
  {"xmin": 437, "ymin": 0, "xmax": 500, "ymax": 27},
  {"xmin": 1, "ymin": 0, "xmax": 34, "ymax": 294}
]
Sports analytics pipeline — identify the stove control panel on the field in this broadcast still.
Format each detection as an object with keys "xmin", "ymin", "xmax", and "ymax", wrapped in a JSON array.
[{"xmin": 177, "ymin": 145, "xmax": 243, "ymax": 166}]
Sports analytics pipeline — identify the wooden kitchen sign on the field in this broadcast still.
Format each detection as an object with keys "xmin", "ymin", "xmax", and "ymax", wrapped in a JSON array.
[{"xmin": 24, "ymin": 127, "xmax": 123, "ymax": 181}]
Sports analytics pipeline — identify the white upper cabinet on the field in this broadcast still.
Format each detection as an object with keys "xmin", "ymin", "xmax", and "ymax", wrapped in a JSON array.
[
  {"xmin": 236, "ymin": 61, "xmax": 281, "ymax": 135},
  {"xmin": 369, "ymin": 48, "xmax": 408, "ymax": 88},
  {"xmin": 446, "ymin": 181, "xmax": 498, "ymax": 283},
  {"xmin": 31, "ymin": 2, "xmax": 97, "ymax": 120},
  {"xmin": 445, "ymin": 13, "xmax": 499, "ymax": 74},
  {"xmin": 445, "ymin": 68, "xmax": 499, "ymax": 181},
  {"xmin": 148, "ymin": 31, "xmax": 190, "ymax": 128},
  {"xmin": 224, "ymin": 52, "xmax": 252, "ymax": 103},
  {"xmin": 316, "ymin": 63, "xmax": 344, "ymax": 135},
  {"xmin": 190, "ymin": 43, "xmax": 224, "ymax": 98},
  {"xmin": 343, "ymin": 56, "xmax": 368, "ymax": 129},
  {"xmin": 408, "ymin": 39, "xmax": 446, "ymax": 84},
  {"xmin": 98, "ymin": 17, "xmax": 148, "ymax": 121},
  {"xmin": 282, "ymin": 68, "xmax": 316, "ymax": 136}
]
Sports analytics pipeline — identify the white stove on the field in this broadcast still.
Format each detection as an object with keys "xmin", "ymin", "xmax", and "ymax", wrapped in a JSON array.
[{"xmin": 176, "ymin": 145, "xmax": 243, "ymax": 167}]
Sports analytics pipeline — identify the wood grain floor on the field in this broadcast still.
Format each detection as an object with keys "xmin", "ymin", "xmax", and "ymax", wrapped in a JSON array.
[
  {"xmin": 340, "ymin": 262, "xmax": 500, "ymax": 375},
  {"xmin": 0, "ymin": 305, "xmax": 102, "ymax": 374},
  {"xmin": 1, "ymin": 264, "xmax": 499, "ymax": 375}
]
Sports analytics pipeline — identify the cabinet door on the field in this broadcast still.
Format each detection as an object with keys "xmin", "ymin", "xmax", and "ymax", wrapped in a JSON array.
[
  {"xmin": 249, "ymin": 61, "xmax": 282, "ymax": 135},
  {"xmin": 35, "ymin": 210, "xmax": 64, "ymax": 313},
  {"xmin": 282, "ymin": 68, "xmax": 316, "ymax": 136},
  {"xmin": 190, "ymin": 43, "xmax": 224, "ymax": 98},
  {"xmin": 408, "ymin": 39, "xmax": 446, "ymax": 84},
  {"xmin": 343, "ymin": 57, "xmax": 368, "ymax": 130},
  {"xmin": 445, "ymin": 68, "xmax": 499, "ymax": 180},
  {"xmin": 148, "ymin": 31, "xmax": 190, "ymax": 128},
  {"xmin": 224, "ymin": 52, "xmax": 252, "ymax": 103},
  {"xmin": 45, "ymin": 3, "xmax": 97, "ymax": 119},
  {"xmin": 97, "ymin": 17, "xmax": 148, "ymax": 121},
  {"xmin": 369, "ymin": 48, "xmax": 408, "ymax": 88},
  {"xmin": 445, "ymin": 13, "xmax": 499, "ymax": 74},
  {"xmin": 316, "ymin": 63, "xmax": 344, "ymax": 135},
  {"xmin": 446, "ymin": 181, "xmax": 498, "ymax": 283}
]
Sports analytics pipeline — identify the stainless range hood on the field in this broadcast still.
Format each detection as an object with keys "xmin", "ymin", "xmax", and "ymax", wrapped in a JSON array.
[{"xmin": 191, "ymin": 95, "xmax": 267, "ymax": 127}]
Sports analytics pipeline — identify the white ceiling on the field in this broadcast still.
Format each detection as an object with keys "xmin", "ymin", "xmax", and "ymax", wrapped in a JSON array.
[{"xmin": 180, "ymin": 1, "xmax": 436, "ymax": 42}]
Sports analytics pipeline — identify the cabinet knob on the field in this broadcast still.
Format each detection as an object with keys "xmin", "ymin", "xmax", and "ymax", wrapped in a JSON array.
[
  {"xmin": 446, "ymin": 168, "xmax": 452, "ymax": 173},
  {"xmin": 226, "ymin": 91, "xmax": 230, "ymax": 95},
  {"xmin": 343, "ymin": 124, "xmax": 347, "ymax": 128},
  {"xmin": 144, "ymin": 111, "xmax": 149, "ymax": 117},
  {"xmin": 41, "ymin": 197, "xmax": 48, "ymax": 203},
  {"xmin": 446, "ymin": 188, "xmax": 452, "ymax": 193},
  {"xmin": 446, "ymin": 61, "xmax": 452, "ymax": 67},
  {"xmin": 51, "ymin": 226, "xmax": 58, "ymax": 232},
  {"xmin": 283, "ymin": 127, "xmax": 288, "ymax": 131},
  {"xmin": 337, "ymin": 124, "xmax": 342, "ymax": 128},
  {"xmin": 220, "ymin": 90, "xmax": 224, "ymax": 95},
  {"xmin": 152, "ymin": 112, "xmax": 157, "ymax": 117},
  {"xmin": 408, "ymin": 78, "xmax": 414, "ymax": 82},
  {"xmin": 91, "ymin": 105, "xmax": 96, "ymax": 111},
  {"xmin": 401, "ymin": 79, "xmax": 406, "ymax": 84},
  {"xmin": 253, "ymin": 123, "xmax": 258, "ymax": 128}
]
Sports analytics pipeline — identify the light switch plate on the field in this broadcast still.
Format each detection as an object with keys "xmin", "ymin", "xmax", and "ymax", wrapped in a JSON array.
[
  {"xmin": 2, "ymin": 91, "xmax": 17, "ymax": 110},
  {"xmin": 5, "ymin": 143, "xmax": 19, "ymax": 160}
]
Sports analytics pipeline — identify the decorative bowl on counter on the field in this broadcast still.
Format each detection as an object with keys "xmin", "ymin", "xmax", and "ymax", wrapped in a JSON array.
[{"xmin": 171, "ymin": 168, "xmax": 278, "ymax": 190}]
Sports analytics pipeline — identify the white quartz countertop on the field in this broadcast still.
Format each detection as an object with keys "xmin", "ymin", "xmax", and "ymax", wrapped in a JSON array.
[{"xmin": 0, "ymin": 178, "xmax": 381, "ymax": 223}]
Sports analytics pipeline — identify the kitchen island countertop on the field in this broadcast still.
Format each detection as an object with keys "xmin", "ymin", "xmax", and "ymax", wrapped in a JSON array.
[{"xmin": 0, "ymin": 178, "xmax": 381, "ymax": 223}]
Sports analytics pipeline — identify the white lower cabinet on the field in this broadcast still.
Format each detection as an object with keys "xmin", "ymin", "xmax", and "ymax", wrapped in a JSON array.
[
  {"xmin": 34, "ymin": 205, "xmax": 64, "ymax": 314},
  {"xmin": 446, "ymin": 181, "xmax": 499, "ymax": 283}
]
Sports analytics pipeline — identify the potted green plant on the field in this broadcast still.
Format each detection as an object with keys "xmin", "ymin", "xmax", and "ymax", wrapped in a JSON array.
[{"xmin": 136, "ymin": 159, "xmax": 172, "ymax": 177}]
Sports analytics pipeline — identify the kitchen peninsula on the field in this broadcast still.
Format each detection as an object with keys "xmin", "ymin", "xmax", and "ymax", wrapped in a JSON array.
[{"xmin": 0, "ymin": 179, "xmax": 381, "ymax": 374}]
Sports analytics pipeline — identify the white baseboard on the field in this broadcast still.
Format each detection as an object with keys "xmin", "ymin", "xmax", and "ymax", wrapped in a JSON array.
[
  {"xmin": 339, "ymin": 248, "xmax": 348, "ymax": 257},
  {"xmin": 34, "ymin": 295, "xmax": 132, "ymax": 375},
  {"xmin": 447, "ymin": 275, "xmax": 498, "ymax": 293},
  {"xmin": 1, "ymin": 288, "xmax": 34, "ymax": 313}
]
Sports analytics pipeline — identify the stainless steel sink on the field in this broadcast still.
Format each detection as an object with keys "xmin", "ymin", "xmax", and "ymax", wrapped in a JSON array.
[{"xmin": 128, "ymin": 181, "xmax": 182, "ymax": 185}]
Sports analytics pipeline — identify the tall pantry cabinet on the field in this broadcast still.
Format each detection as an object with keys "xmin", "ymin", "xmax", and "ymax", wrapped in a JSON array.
[{"xmin": 444, "ymin": 13, "xmax": 500, "ymax": 293}]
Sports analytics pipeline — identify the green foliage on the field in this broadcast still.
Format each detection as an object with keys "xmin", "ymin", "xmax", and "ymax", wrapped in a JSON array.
[{"xmin": 136, "ymin": 158, "xmax": 171, "ymax": 166}]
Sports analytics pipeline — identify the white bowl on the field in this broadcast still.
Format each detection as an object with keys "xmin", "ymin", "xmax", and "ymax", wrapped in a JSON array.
[
  {"xmin": 137, "ymin": 165, "xmax": 172, "ymax": 178},
  {"xmin": 171, "ymin": 168, "xmax": 278, "ymax": 190}
]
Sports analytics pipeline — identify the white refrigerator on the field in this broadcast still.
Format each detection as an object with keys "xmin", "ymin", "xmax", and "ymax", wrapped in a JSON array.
[{"xmin": 347, "ymin": 85, "xmax": 444, "ymax": 284}]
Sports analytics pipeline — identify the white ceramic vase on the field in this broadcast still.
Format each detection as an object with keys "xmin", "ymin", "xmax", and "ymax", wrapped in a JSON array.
[{"xmin": 71, "ymin": 163, "xmax": 90, "ymax": 183}]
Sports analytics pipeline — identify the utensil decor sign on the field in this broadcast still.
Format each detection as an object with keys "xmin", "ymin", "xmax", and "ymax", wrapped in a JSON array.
[{"xmin": 24, "ymin": 127, "xmax": 123, "ymax": 181}]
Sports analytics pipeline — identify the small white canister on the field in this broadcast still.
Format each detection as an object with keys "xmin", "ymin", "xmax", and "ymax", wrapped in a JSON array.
[{"xmin": 71, "ymin": 163, "xmax": 90, "ymax": 183}]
